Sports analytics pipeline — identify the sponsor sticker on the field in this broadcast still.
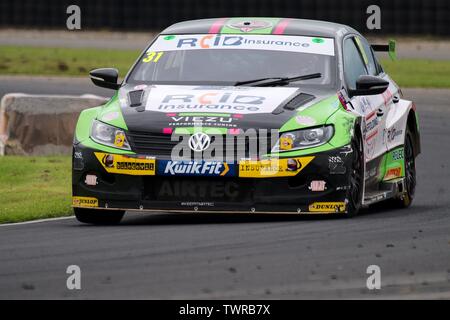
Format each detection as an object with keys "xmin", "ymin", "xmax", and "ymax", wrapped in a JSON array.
[
  {"xmin": 157, "ymin": 160, "xmax": 236, "ymax": 177},
  {"xmin": 239, "ymin": 156, "xmax": 314, "ymax": 178},
  {"xmin": 72, "ymin": 196, "xmax": 98, "ymax": 208},
  {"xmin": 309, "ymin": 180, "xmax": 327, "ymax": 192},
  {"xmin": 167, "ymin": 113, "xmax": 238, "ymax": 128},
  {"xmin": 363, "ymin": 112, "xmax": 379, "ymax": 159},
  {"xmin": 149, "ymin": 34, "xmax": 335, "ymax": 56},
  {"xmin": 95, "ymin": 152, "xmax": 156, "ymax": 176},
  {"xmin": 102, "ymin": 111, "xmax": 119, "ymax": 122},
  {"xmin": 364, "ymin": 114, "xmax": 379, "ymax": 136},
  {"xmin": 308, "ymin": 202, "xmax": 346, "ymax": 213},
  {"xmin": 145, "ymin": 85, "xmax": 299, "ymax": 115},
  {"xmin": 295, "ymin": 115, "xmax": 316, "ymax": 126},
  {"xmin": 157, "ymin": 180, "xmax": 240, "ymax": 200},
  {"xmin": 114, "ymin": 132, "xmax": 126, "ymax": 148},
  {"xmin": 387, "ymin": 128, "xmax": 403, "ymax": 142},
  {"xmin": 84, "ymin": 174, "xmax": 98, "ymax": 186},
  {"xmin": 279, "ymin": 134, "xmax": 294, "ymax": 150},
  {"xmin": 392, "ymin": 148, "xmax": 404, "ymax": 161},
  {"xmin": 359, "ymin": 96, "xmax": 372, "ymax": 114},
  {"xmin": 384, "ymin": 166, "xmax": 402, "ymax": 180},
  {"xmin": 180, "ymin": 202, "xmax": 215, "ymax": 207},
  {"xmin": 329, "ymin": 155, "xmax": 346, "ymax": 174},
  {"xmin": 365, "ymin": 166, "xmax": 378, "ymax": 181}
]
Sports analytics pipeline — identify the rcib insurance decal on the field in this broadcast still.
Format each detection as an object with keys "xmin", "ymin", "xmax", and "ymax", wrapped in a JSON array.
[
  {"xmin": 150, "ymin": 34, "xmax": 335, "ymax": 56},
  {"xmin": 95, "ymin": 153, "xmax": 156, "ymax": 176},
  {"xmin": 145, "ymin": 85, "xmax": 299, "ymax": 115},
  {"xmin": 239, "ymin": 156, "xmax": 314, "ymax": 178}
]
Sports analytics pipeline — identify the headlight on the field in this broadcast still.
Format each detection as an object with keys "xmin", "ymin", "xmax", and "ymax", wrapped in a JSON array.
[
  {"xmin": 90, "ymin": 120, "xmax": 131, "ymax": 150},
  {"xmin": 272, "ymin": 125, "xmax": 334, "ymax": 152}
]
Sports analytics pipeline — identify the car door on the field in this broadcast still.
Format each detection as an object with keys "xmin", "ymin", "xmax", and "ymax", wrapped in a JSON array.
[{"xmin": 342, "ymin": 36, "xmax": 389, "ymax": 190}]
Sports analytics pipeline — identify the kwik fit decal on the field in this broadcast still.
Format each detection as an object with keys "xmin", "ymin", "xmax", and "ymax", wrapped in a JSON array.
[{"xmin": 158, "ymin": 160, "xmax": 236, "ymax": 177}]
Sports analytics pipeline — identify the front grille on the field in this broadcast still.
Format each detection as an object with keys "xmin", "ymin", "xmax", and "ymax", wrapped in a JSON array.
[
  {"xmin": 127, "ymin": 131, "xmax": 177, "ymax": 157},
  {"xmin": 127, "ymin": 130, "xmax": 276, "ymax": 161}
]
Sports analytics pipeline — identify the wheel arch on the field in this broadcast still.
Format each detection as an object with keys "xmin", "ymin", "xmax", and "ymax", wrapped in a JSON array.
[
  {"xmin": 353, "ymin": 116, "xmax": 364, "ymax": 140},
  {"xmin": 406, "ymin": 108, "xmax": 421, "ymax": 157}
]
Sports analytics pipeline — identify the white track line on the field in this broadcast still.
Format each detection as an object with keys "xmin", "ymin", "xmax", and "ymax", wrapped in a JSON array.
[{"xmin": 0, "ymin": 216, "xmax": 75, "ymax": 227}]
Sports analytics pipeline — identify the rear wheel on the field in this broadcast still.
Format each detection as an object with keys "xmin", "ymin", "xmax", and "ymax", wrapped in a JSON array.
[
  {"xmin": 74, "ymin": 207, "xmax": 125, "ymax": 225},
  {"xmin": 392, "ymin": 128, "xmax": 416, "ymax": 208},
  {"xmin": 345, "ymin": 134, "xmax": 364, "ymax": 217}
]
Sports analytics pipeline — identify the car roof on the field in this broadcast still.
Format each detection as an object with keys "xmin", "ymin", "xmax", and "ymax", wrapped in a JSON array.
[{"xmin": 160, "ymin": 17, "xmax": 358, "ymax": 39}]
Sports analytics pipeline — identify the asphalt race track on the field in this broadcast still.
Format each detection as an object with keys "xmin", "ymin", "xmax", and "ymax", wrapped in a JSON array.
[{"xmin": 0, "ymin": 78, "xmax": 449, "ymax": 299}]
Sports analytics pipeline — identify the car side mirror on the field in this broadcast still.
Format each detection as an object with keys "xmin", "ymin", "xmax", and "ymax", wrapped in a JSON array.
[
  {"xmin": 349, "ymin": 75, "xmax": 389, "ymax": 97},
  {"xmin": 89, "ymin": 68, "xmax": 120, "ymax": 90}
]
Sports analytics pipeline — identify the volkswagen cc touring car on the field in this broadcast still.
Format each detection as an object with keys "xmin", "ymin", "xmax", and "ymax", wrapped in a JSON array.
[{"xmin": 72, "ymin": 18, "xmax": 420, "ymax": 224}]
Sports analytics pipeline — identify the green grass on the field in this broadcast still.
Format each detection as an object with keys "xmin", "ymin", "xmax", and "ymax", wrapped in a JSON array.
[
  {"xmin": 0, "ymin": 156, "xmax": 72, "ymax": 223},
  {"xmin": 0, "ymin": 45, "xmax": 449, "ymax": 87},
  {"xmin": 381, "ymin": 59, "xmax": 450, "ymax": 88},
  {"xmin": 0, "ymin": 45, "xmax": 139, "ymax": 77}
]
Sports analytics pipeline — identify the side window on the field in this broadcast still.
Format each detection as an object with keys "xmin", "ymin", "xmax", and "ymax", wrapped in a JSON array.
[
  {"xmin": 356, "ymin": 36, "xmax": 378, "ymax": 76},
  {"xmin": 343, "ymin": 37, "xmax": 368, "ymax": 90}
]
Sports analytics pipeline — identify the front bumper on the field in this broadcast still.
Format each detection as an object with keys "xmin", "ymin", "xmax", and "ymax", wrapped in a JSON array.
[{"xmin": 72, "ymin": 143, "xmax": 354, "ymax": 214}]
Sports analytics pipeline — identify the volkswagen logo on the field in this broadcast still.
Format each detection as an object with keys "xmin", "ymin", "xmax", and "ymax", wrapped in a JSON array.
[{"xmin": 188, "ymin": 132, "xmax": 211, "ymax": 152}]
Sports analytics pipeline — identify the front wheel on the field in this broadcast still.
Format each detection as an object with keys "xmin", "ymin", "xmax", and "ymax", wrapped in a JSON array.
[
  {"xmin": 345, "ymin": 134, "xmax": 364, "ymax": 217},
  {"xmin": 74, "ymin": 207, "xmax": 125, "ymax": 225}
]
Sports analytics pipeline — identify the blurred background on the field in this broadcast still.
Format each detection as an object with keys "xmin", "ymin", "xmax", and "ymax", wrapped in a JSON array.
[{"xmin": 0, "ymin": 0, "xmax": 449, "ymax": 35}]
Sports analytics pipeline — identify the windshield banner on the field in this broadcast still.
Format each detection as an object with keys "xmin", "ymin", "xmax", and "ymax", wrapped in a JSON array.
[{"xmin": 149, "ymin": 34, "xmax": 335, "ymax": 56}]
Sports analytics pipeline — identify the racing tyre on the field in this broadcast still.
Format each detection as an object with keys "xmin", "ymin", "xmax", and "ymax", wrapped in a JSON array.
[
  {"xmin": 74, "ymin": 208, "xmax": 125, "ymax": 225},
  {"xmin": 392, "ymin": 128, "xmax": 416, "ymax": 208},
  {"xmin": 345, "ymin": 134, "xmax": 364, "ymax": 217}
]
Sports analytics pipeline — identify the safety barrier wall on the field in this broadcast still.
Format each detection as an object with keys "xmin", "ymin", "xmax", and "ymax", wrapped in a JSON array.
[{"xmin": 0, "ymin": 94, "xmax": 107, "ymax": 156}]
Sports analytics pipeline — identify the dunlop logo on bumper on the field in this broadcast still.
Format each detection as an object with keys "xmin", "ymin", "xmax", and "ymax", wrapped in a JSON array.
[
  {"xmin": 308, "ymin": 202, "xmax": 346, "ymax": 213},
  {"xmin": 239, "ymin": 156, "xmax": 314, "ymax": 178},
  {"xmin": 72, "ymin": 196, "xmax": 98, "ymax": 208},
  {"xmin": 95, "ymin": 152, "xmax": 156, "ymax": 176}
]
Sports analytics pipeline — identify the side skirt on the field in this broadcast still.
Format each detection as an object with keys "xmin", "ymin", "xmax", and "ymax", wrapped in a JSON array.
[{"xmin": 362, "ymin": 177, "xmax": 406, "ymax": 206}]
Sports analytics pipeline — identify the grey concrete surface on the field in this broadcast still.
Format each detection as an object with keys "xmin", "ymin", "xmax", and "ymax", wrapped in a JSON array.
[
  {"xmin": 0, "ymin": 81, "xmax": 449, "ymax": 299},
  {"xmin": 0, "ymin": 76, "xmax": 114, "ymax": 98}
]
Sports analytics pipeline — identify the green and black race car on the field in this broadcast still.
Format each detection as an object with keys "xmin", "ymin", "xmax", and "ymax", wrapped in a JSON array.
[{"xmin": 72, "ymin": 18, "xmax": 420, "ymax": 224}]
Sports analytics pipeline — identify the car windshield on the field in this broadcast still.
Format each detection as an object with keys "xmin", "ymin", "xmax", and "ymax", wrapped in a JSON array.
[{"xmin": 127, "ymin": 34, "xmax": 337, "ymax": 88}]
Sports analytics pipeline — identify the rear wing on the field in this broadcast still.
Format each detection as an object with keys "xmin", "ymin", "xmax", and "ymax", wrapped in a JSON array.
[{"xmin": 371, "ymin": 39, "xmax": 397, "ymax": 61}]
